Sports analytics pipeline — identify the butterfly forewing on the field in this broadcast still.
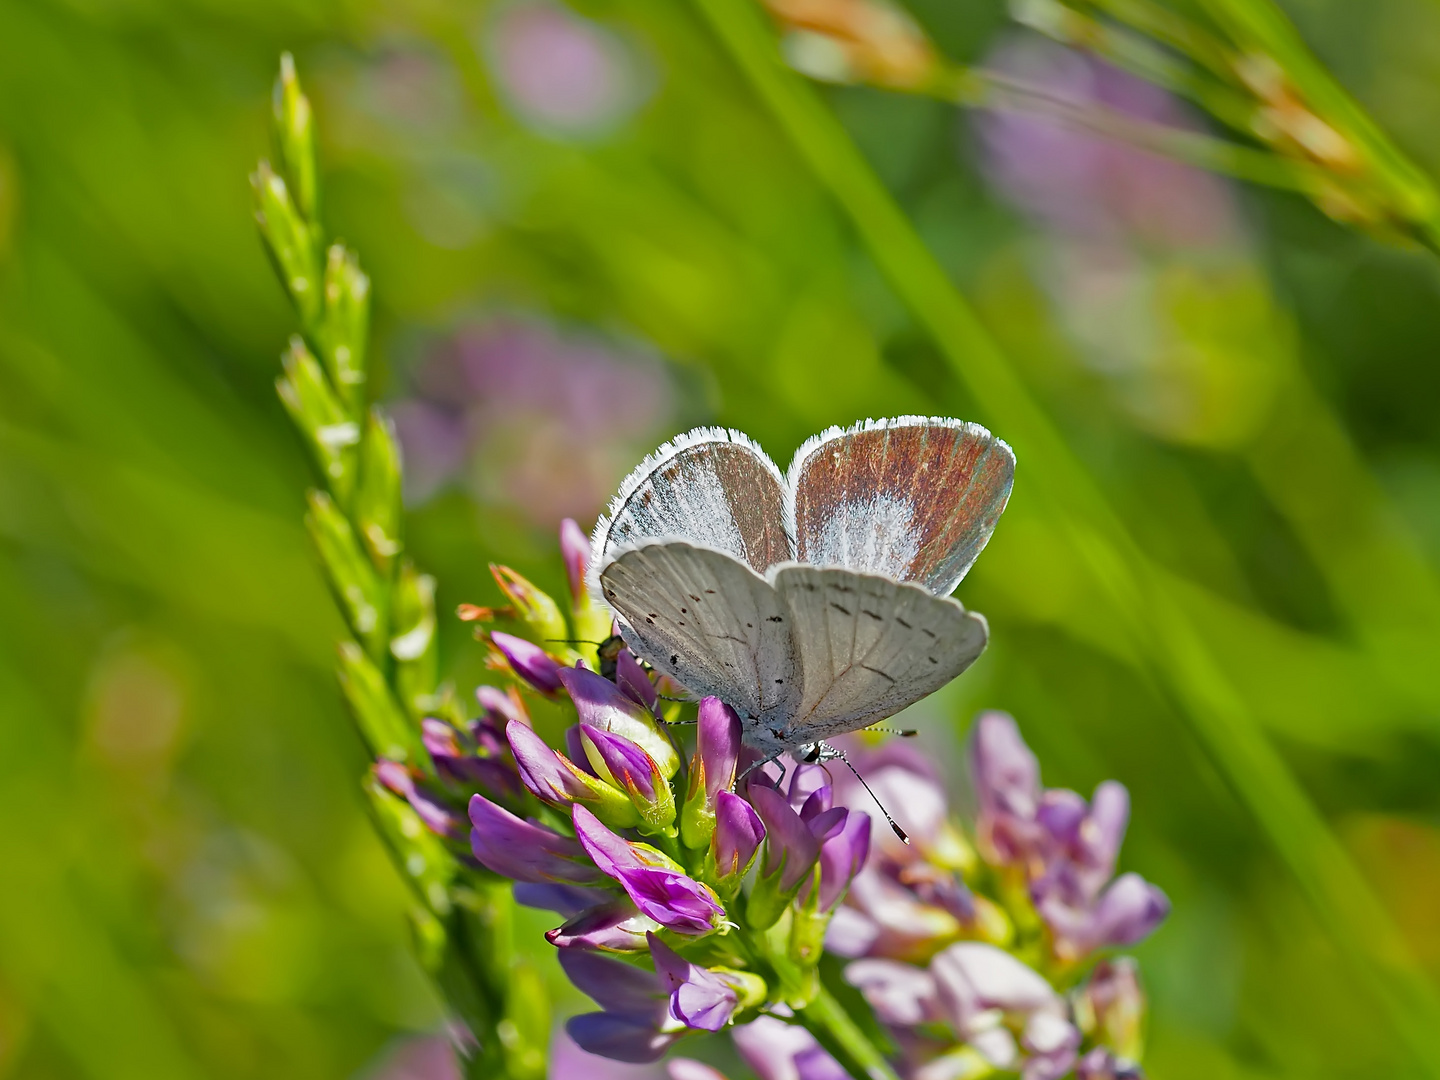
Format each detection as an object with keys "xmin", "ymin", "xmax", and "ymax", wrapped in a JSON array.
[
  {"xmin": 594, "ymin": 430, "xmax": 793, "ymax": 574},
  {"xmin": 787, "ymin": 418, "xmax": 1014, "ymax": 596},
  {"xmin": 770, "ymin": 565, "xmax": 988, "ymax": 745},
  {"xmin": 599, "ymin": 542, "xmax": 800, "ymax": 727}
]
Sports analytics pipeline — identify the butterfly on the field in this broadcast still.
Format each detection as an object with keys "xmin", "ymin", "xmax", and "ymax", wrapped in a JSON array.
[{"xmin": 589, "ymin": 416, "xmax": 1014, "ymax": 763}]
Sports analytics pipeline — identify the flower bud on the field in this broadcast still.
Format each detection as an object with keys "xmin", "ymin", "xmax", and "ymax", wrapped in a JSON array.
[
  {"xmin": 468, "ymin": 794, "xmax": 603, "ymax": 884},
  {"xmin": 491, "ymin": 631, "xmax": 564, "ymax": 695},
  {"xmin": 561, "ymin": 518, "xmax": 615, "ymax": 647},
  {"xmin": 747, "ymin": 785, "xmax": 825, "ymax": 930},
  {"xmin": 574, "ymin": 806, "xmax": 725, "ymax": 936},
  {"xmin": 491, "ymin": 564, "xmax": 569, "ymax": 647},
  {"xmin": 559, "ymin": 665, "xmax": 679, "ymax": 777},
  {"xmin": 579, "ymin": 723, "xmax": 677, "ymax": 835},
  {"xmin": 709, "ymin": 791, "xmax": 765, "ymax": 900},
  {"xmin": 681, "ymin": 698, "xmax": 742, "ymax": 850},
  {"xmin": 506, "ymin": 719, "xmax": 641, "ymax": 829}
]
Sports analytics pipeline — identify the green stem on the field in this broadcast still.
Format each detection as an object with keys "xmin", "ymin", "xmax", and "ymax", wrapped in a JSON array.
[
  {"xmin": 796, "ymin": 985, "xmax": 903, "ymax": 1080},
  {"xmin": 688, "ymin": 0, "xmax": 1440, "ymax": 1074}
]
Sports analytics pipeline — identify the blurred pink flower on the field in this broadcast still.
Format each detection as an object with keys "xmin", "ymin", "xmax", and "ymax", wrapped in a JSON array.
[
  {"xmin": 977, "ymin": 34, "xmax": 1237, "ymax": 249},
  {"xmin": 486, "ymin": 2, "xmax": 648, "ymax": 136},
  {"xmin": 391, "ymin": 316, "xmax": 679, "ymax": 524}
]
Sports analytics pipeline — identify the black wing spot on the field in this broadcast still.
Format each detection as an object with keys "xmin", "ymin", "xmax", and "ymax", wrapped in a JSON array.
[
  {"xmin": 746, "ymin": 623, "xmax": 753, "ymax": 629},
  {"xmin": 680, "ymin": 607, "xmax": 688, "ymax": 614},
  {"xmin": 830, "ymin": 603, "xmax": 852, "ymax": 616},
  {"xmin": 775, "ymin": 678, "xmax": 784, "ymax": 684},
  {"xmin": 802, "ymin": 583, "xmax": 818, "ymax": 592},
  {"xmin": 767, "ymin": 616, "xmax": 784, "ymax": 623},
  {"xmin": 862, "ymin": 609, "xmax": 883, "ymax": 621},
  {"xmin": 927, "ymin": 656, "xmax": 938, "ymax": 664},
  {"xmin": 833, "ymin": 584, "xmax": 854, "ymax": 594},
  {"xmin": 670, "ymin": 653, "xmax": 679, "ymax": 665},
  {"xmin": 689, "ymin": 594, "xmax": 701, "ymax": 602},
  {"xmin": 896, "ymin": 617, "xmax": 913, "ymax": 629},
  {"xmin": 678, "ymin": 620, "xmax": 686, "ymax": 626},
  {"xmin": 860, "ymin": 665, "xmax": 896, "ymax": 683},
  {"xmin": 705, "ymin": 589, "xmax": 716, "ymax": 594},
  {"xmin": 645, "ymin": 617, "xmax": 655, "ymax": 624},
  {"xmin": 922, "ymin": 628, "xmax": 937, "ymax": 639},
  {"xmin": 649, "ymin": 613, "xmax": 660, "ymax": 619}
]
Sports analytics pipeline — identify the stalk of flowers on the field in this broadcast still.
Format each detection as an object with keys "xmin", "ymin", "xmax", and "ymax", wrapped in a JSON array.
[
  {"xmin": 814, "ymin": 715, "xmax": 1167, "ymax": 1079},
  {"xmin": 420, "ymin": 521, "xmax": 889, "ymax": 1074},
  {"xmin": 252, "ymin": 56, "xmax": 548, "ymax": 1080}
]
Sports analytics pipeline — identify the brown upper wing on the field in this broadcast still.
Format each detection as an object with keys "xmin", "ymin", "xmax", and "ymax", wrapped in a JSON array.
[{"xmin": 785, "ymin": 417, "xmax": 1014, "ymax": 596}]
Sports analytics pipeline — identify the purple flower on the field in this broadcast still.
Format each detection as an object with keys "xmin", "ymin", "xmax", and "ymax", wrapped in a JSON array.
[
  {"xmin": 844, "ymin": 959, "xmax": 939, "ymax": 1026},
  {"xmin": 807, "ymin": 809, "xmax": 872, "ymax": 913},
  {"xmin": 561, "ymin": 946, "xmax": 668, "ymax": 1015},
  {"xmin": 376, "ymin": 760, "xmax": 465, "ymax": 839},
  {"xmin": 732, "ymin": 1015, "xmax": 847, "ymax": 1080},
  {"xmin": 681, "ymin": 698, "xmax": 743, "ymax": 850},
  {"xmin": 573, "ymin": 806, "xmax": 724, "ymax": 935},
  {"xmin": 712, "ymin": 791, "xmax": 765, "ymax": 890},
  {"xmin": 647, "ymin": 933, "xmax": 738, "ymax": 1031},
  {"xmin": 545, "ymin": 897, "xmax": 660, "ymax": 952},
  {"xmin": 468, "ymin": 794, "xmax": 602, "ymax": 884},
  {"xmin": 930, "ymin": 942, "xmax": 1077, "ymax": 1074},
  {"xmin": 512, "ymin": 882, "xmax": 613, "ymax": 916},
  {"xmin": 579, "ymin": 723, "xmax": 676, "ymax": 833},
  {"xmin": 977, "ymin": 34, "xmax": 1237, "ymax": 249},
  {"xmin": 970, "ymin": 711, "xmax": 1045, "ymax": 865},
  {"xmin": 560, "ymin": 516, "xmax": 591, "ymax": 607},
  {"xmin": 1036, "ymin": 872, "xmax": 1170, "ymax": 961},
  {"xmin": 751, "ymin": 785, "xmax": 824, "ymax": 891},
  {"xmin": 580, "ymin": 724, "xmax": 660, "ymax": 801},
  {"xmin": 506, "ymin": 719, "xmax": 641, "ymax": 828},
  {"xmin": 491, "ymin": 631, "xmax": 564, "ymax": 695},
  {"xmin": 565, "ymin": 1012, "xmax": 678, "ymax": 1064},
  {"xmin": 485, "ymin": 1, "xmax": 645, "ymax": 137},
  {"xmin": 476, "ymin": 684, "xmax": 527, "ymax": 730},
  {"xmin": 421, "ymin": 717, "xmax": 523, "ymax": 803},
  {"xmin": 559, "ymin": 665, "xmax": 679, "ymax": 778}
]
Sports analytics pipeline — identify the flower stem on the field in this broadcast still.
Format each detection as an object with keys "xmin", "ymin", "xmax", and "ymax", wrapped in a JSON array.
[{"xmin": 796, "ymin": 985, "xmax": 902, "ymax": 1080}]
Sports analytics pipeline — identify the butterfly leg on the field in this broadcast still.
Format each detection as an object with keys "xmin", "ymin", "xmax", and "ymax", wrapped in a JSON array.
[{"xmin": 736, "ymin": 748, "xmax": 787, "ymax": 789}]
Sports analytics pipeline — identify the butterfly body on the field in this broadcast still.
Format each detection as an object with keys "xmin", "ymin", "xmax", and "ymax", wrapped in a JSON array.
[{"xmin": 592, "ymin": 418, "xmax": 1013, "ymax": 756}]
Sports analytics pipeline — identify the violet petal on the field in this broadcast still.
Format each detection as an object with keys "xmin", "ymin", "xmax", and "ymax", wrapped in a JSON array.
[
  {"xmin": 545, "ymin": 898, "xmax": 659, "ymax": 953},
  {"xmin": 491, "ymin": 631, "xmax": 564, "ymax": 694},
  {"xmin": 565, "ymin": 1012, "xmax": 676, "ymax": 1064},
  {"xmin": 559, "ymin": 946, "xmax": 665, "ymax": 1014},
  {"xmin": 751, "ymin": 784, "xmax": 821, "ymax": 891},
  {"xmin": 468, "ymin": 795, "xmax": 601, "ymax": 884}
]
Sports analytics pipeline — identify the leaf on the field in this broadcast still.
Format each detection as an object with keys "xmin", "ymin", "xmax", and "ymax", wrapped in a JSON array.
[
  {"xmin": 279, "ymin": 340, "xmax": 359, "ymax": 503},
  {"xmin": 306, "ymin": 489, "xmax": 387, "ymax": 656}
]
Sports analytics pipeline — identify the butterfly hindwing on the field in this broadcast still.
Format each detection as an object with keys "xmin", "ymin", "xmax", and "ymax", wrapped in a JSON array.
[
  {"xmin": 769, "ymin": 564, "xmax": 988, "ymax": 745},
  {"xmin": 599, "ymin": 541, "xmax": 800, "ymax": 727},
  {"xmin": 593, "ymin": 429, "xmax": 793, "ymax": 577},
  {"xmin": 787, "ymin": 417, "xmax": 1014, "ymax": 596}
]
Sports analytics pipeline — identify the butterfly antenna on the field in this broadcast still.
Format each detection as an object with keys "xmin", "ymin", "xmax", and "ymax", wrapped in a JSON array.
[
  {"xmin": 545, "ymin": 638, "xmax": 605, "ymax": 646},
  {"xmin": 836, "ymin": 751, "xmax": 909, "ymax": 845},
  {"xmin": 863, "ymin": 725, "xmax": 918, "ymax": 737}
]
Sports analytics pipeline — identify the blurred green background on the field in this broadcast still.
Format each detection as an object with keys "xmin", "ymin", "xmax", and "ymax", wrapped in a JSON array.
[{"xmin": 5, "ymin": 0, "xmax": 1440, "ymax": 1076}]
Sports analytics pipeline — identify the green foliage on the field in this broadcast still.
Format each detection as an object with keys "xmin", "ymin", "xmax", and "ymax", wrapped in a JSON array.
[{"xmin": 4, "ymin": 0, "xmax": 1440, "ymax": 1077}]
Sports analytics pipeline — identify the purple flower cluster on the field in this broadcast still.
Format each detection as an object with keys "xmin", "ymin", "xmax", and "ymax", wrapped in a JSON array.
[
  {"xmin": 379, "ymin": 519, "xmax": 874, "ymax": 1065},
  {"xmin": 376, "ymin": 521, "xmax": 1166, "ymax": 1079},
  {"xmin": 811, "ymin": 717, "xmax": 1165, "ymax": 1079}
]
